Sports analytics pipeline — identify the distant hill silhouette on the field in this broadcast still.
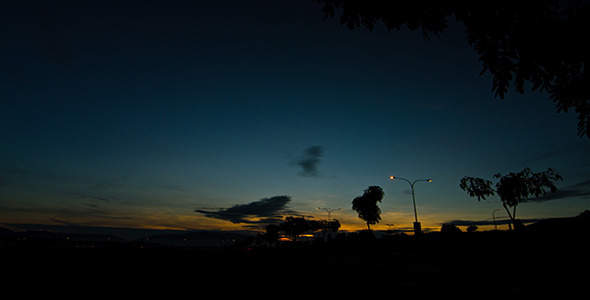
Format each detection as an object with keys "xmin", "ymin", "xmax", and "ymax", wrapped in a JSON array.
[
  {"xmin": 143, "ymin": 231, "xmax": 251, "ymax": 247},
  {"xmin": 526, "ymin": 210, "xmax": 590, "ymax": 234},
  {"xmin": 0, "ymin": 226, "xmax": 254, "ymax": 248},
  {"xmin": 0, "ymin": 227, "xmax": 18, "ymax": 237},
  {"xmin": 0, "ymin": 228, "xmax": 124, "ymax": 242}
]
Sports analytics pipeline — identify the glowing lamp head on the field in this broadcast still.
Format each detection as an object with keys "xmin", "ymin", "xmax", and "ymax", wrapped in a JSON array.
[
  {"xmin": 390, "ymin": 176, "xmax": 395, "ymax": 180},
  {"xmin": 427, "ymin": 179, "xmax": 432, "ymax": 182}
]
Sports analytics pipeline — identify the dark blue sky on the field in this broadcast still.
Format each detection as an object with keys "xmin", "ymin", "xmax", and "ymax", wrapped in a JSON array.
[{"xmin": 1, "ymin": 0, "xmax": 589, "ymax": 233}]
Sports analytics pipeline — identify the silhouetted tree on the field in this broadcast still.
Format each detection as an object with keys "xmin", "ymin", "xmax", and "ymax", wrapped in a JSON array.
[
  {"xmin": 323, "ymin": 219, "xmax": 341, "ymax": 232},
  {"xmin": 312, "ymin": 0, "xmax": 590, "ymax": 138},
  {"xmin": 280, "ymin": 216, "xmax": 310, "ymax": 242},
  {"xmin": 316, "ymin": 219, "xmax": 341, "ymax": 240},
  {"xmin": 264, "ymin": 224, "xmax": 281, "ymax": 245},
  {"xmin": 352, "ymin": 186, "xmax": 384, "ymax": 230},
  {"xmin": 466, "ymin": 225, "xmax": 478, "ymax": 233},
  {"xmin": 276, "ymin": 217, "xmax": 341, "ymax": 242},
  {"xmin": 441, "ymin": 223, "xmax": 462, "ymax": 233},
  {"xmin": 460, "ymin": 168, "xmax": 563, "ymax": 230}
]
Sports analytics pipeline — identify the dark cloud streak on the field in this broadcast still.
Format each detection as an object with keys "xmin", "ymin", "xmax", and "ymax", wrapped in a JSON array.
[
  {"xmin": 195, "ymin": 196, "xmax": 295, "ymax": 224},
  {"xmin": 524, "ymin": 179, "xmax": 590, "ymax": 202}
]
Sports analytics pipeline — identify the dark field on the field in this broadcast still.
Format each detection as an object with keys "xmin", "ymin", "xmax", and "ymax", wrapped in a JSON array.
[{"xmin": 3, "ymin": 229, "xmax": 588, "ymax": 297}]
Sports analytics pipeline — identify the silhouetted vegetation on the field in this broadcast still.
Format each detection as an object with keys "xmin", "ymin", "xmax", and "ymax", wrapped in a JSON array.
[
  {"xmin": 257, "ymin": 216, "xmax": 341, "ymax": 243},
  {"xmin": 312, "ymin": 0, "xmax": 590, "ymax": 138},
  {"xmin": 2, "ymin": 211, "xmax": 589, "ymax": 294},
  {"xmin": 460, "ymin": 167, "xmax": 562, "ymax": 230},
  {"xmin": 352, "ymin": 186, "xmax": 384, "ymax": 230},
  {"xmin": 440, "ymin": 223, "xmax": 462, "ymax": 234}
]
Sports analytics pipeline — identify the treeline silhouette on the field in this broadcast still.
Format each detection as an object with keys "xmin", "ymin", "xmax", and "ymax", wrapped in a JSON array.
[
  {"xmin": 3, "ymin": 211, "xmax": 588, "ymax": 294},
  {"xmin": 3, "ymin": 210, "xmax": 588, "ymax": 251},
  {"xmin": 257, "ymin": 216, "xmax": 341, "ymax": 243}
]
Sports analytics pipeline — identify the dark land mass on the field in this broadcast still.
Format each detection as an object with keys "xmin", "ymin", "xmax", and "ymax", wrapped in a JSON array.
[{"xmin": 2, "ymin": 214, "xmax": 589, "ymax": 296}]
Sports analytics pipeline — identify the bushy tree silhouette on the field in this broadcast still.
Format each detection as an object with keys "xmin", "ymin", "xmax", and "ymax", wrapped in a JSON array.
[
  {"xmin": 441, "ymin": 223, "xmax": 462, "ymax": 234},
  {"xmin": 460, "ymin": 167, "xmax": 563, "ymax": 229},
  {"xmin": 276, "ymin": 217, "xmax": 341, "ymax": 242},
  {"xmin": 280, "ymin": 216, "xmax": 310, "ymax": 242},
  {"xmin": 263, "ymin": 224, "xmax": 281, "ymax": 245},
  {"xmin": 352, "ymin": 186, "xmax": 384, "ymax": 230}
]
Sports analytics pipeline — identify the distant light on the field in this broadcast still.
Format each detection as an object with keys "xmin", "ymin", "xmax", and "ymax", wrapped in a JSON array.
[
  {"xmin": 427, "ymin": 179, "xmax": 432, "ymax": 182},
  {"xmin": 390, "ymin": 176, "xmax": 395, "ymax": 180}
]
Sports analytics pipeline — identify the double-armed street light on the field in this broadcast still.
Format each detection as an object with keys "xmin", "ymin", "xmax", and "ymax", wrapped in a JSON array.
[
  {"xmin": 316, "ymin": 207, "xmax": 341, "ymax": 221},
  {"xmin": 389, "ymin": 176, "xmax": 432, "ymax": 235}
]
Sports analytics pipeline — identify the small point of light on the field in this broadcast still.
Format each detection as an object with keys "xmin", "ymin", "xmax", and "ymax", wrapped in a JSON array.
[
  {"xmin": 390, "ymin": 176, "xmax": 395, "ymax": 180},
  {"xmin": 428, "ymin": 179, "xmax": 432, "ymax": 182}
]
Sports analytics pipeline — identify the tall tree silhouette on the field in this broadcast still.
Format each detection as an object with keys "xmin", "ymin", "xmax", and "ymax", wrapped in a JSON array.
[
  {"xmin": 460, "ymin": 168, "xmax": 563, "ymax": 230},
  {"xmin": 352, "ymin": 186, "xmax": 384, "ymax": 230},
  {"xmin": 312, "ymin": 0, "xmax": 590, "ymax": 138}
]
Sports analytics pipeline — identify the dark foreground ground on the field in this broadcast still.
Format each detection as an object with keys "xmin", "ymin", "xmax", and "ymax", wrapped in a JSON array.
[{"xmin": 2, "ymin": 229, "xmax": 588, "ymax": 297}]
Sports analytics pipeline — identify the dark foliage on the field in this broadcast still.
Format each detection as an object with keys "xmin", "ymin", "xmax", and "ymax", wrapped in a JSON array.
[
  {"xmin": 312, "ymin": 0, "xmax": 590, "ymax": 137},
  {"xmin": 460, "ymin": 167, "xmax": 563, "ymax": 229},
  {"xmin": 275, "ymin": 216, "xmax": 341, "ymax": 242},
  {"xmin": 440, "ymin": 223, "xmax": 462, "ymax": 233},
  {"xmin": 3, "ymin": 213, "xmax": 589, "ymax": 295},
  {"xmin": 352, "ymin": 186, "xmax": 384, "ymax": 230}
]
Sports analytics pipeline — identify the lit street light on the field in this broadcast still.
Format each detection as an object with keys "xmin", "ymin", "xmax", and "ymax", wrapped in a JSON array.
[
  {"xmin": 389, "ymin": 176, "xmax": 432, "ymax": 235},
  {"xmin": 316, "ymin": 207, "xmax": 341, "ymax": 221}
]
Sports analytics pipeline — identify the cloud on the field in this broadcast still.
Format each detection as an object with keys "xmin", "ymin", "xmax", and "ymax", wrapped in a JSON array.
[
  {"xmin": 525, "ymin": 179, "xmax": 590, "ymax": 202},
  {"xmin": 290, "ymin": 146, "xmax": 324, "ymax": 177},
  {"xmin": 195, "ymin": 196, "xmax": 295, "ymax": 224}
]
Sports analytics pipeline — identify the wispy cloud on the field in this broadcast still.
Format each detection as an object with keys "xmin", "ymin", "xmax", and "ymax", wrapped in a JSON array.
[
  {"xmin": 195, "ymin": 196, "xmax": 296, "ymax": 224},
  {"xmin": 290, "ymin": 146, "xmax": 324, "ymax": 177},
  {"xmin": 524, "ymin": 179, "xmax": 590, "ymax": 202}
]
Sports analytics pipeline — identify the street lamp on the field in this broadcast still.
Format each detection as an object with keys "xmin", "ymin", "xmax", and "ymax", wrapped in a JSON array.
[
  {"xmin": 316, "ymin": 207, "xmax": 341, "ymax": 221},
  {"xmin": 492, "ymin": 209, "xmax": 501, "ymax": 230},
  {"xmin": 389, "ymin": 176, "xmax": 432, "ymax": 235}
]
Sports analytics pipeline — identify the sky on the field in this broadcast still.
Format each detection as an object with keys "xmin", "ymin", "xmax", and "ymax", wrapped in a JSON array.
[{"xmin": 1, "ymin": 0, "xmax": 589, "ymax": 235}]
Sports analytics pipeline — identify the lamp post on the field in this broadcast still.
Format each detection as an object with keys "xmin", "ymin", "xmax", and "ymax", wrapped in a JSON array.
[
  {"xmin": 492, "ymin": 209, "xmax": 501, "ymax": 230},
  {"xmin": 316, "ymin": 207, "xmax": 341, "ymax": 221},
  {"xmin": 390, "ymin": 176, "xmax": 432, "ymax": 235}
]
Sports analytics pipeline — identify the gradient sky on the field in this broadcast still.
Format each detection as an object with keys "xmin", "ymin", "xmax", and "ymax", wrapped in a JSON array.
[{"xmin": 2, "ymin": 0, "xmax": 589, "ymax": 234}]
